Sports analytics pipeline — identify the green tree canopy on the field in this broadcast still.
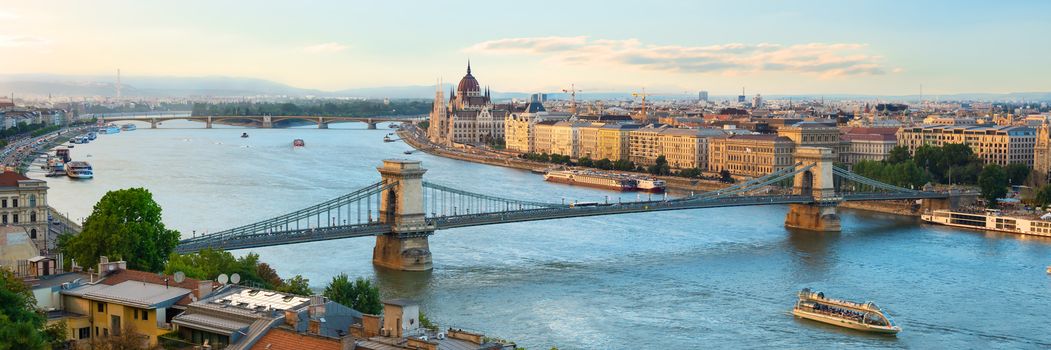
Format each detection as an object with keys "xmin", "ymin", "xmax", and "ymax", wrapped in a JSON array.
[
  {"xmin": 323, "ymin": 273, "xmax": 383, "ymax": 314},
  {"xmin": 58, "ymin": 188, "xmax": 179, "ymax": 272},
  {"xmin": 165, "ymin": 250, "xmax": 280, "ymax": 289},
  {"xmin": 1005, "ymin": 163, "xmax": 1030, "ymax": 187},
  {"xmin": 886, "ymin": 146, "xmax": 911, "ymax": 164},
  {"xmin": 1035, "ymin": 184, "xmax": 1051, "ymax": 210},
  {"xmin": 0, "ymin": 268, "xmax": 46, "ymax": 350},
  {"xmin": 978, "ymin": 164, "xmax": 1009, "ymax": 208},
  {"xmin": 278, "ymin": 275, "xmax": 312, "ymax": 296}
]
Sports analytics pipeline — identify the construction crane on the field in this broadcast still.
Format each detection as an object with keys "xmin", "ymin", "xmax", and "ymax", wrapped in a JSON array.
[
  {"xmin": 632, "ymin": 88, "xmax": 650, "ymax": 121},
  {"xmin": 562, "ymin": 84, "xmax": 582, "ymax": 115}
]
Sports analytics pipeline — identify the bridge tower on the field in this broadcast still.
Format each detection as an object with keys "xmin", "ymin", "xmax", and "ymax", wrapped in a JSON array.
[
  {"xmin": 784, "ymin": 147, "xmax": 842, "ymax": 231},
  {"xmin": 373, "ymin": 159, "xmax": 435, "ymax": 271}
]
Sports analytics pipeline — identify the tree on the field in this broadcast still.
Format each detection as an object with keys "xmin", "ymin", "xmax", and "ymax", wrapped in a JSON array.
[
  {"xmin": 719, "ymin": 170, "xmax": 734, "ymax": 183},
  {"xmin": 58, "ymin": 188, "xmax": 179, "ymax": 272},
  {"xmin": 576, "ymin": 156, "xmax": 593, "ymax": 168},
  {"xmin": 886, "ymin": 146, "xmax": 911, "ymax": 164},
  {"xmin": 256, "ymin": 263, "xmax": 283, "ymax": 289},
  {"xmin": 647, "ymin": 155, "xmax": 671, "ymax": 176},
  {"xmin": 278, "ymin": 275, "xmax": 312, "ymax": 296},
  {"xmin": 0, "ymin": 268, "xmax": 47, "ymax": 350},
  {"xmin": 1035, "ymin": 184, "xmax": 1051, "ymax": 210},
  {"xmin": 323, "ymin": 273, "xmax": 383, "ymax": 314},
  {"xmin": 1005, "ymin": 163, "xmax": 1030, "ymax": 187},
  {"xmin": 978, "ymin": 164, "xmax": 1009, "ymax": 208},
  {"xmin": 164, "ymin": 250, "xmax": 275, "ymax": 289}
]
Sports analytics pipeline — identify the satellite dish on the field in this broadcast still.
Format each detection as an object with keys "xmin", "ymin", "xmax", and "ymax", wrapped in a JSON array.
[
  {"xmin": 217, "ymin": 274, "xmax": 229, "ymax": 284},
  {"xmin": 230, "ymin": 273, "xmax": 241, "ymax": 285},
  {"xmin": 173, "ymin": 271, "xmax": 186, "ymax": 283}
]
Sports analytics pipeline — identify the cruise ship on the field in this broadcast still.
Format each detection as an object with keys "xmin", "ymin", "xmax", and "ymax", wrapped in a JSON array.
[
  {"xmin": 792, "ymin": 288, "xmax": 901, "ymax": 335},
  {"xmin": 544, "ymin": 170, "xmax": 637, "ymax": 191},
  {"xmin": 635, "ymin": 178, "xmax": 666, "ymax": 193},
  {"xmin": 922, "ymin": 209, "xmax": 1051, "ymax": 237},
  {"xmin": 65, "ymin": 161, "xmax": 93, "ymax": 179}
]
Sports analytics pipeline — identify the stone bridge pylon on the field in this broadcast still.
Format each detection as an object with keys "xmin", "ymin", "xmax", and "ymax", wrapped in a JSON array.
[
  {"xmin": 373, "ymin": 160, "xmax": 435, "ymax": 271},
  {"xmin": 784, "ymin": 147, "xmax": 842, "ymax": 231}
]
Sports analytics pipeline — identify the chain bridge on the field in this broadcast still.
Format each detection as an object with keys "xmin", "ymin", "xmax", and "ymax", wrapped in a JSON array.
[{"xmin": 175, "ymin": 147, "xmax": 954, "ymax": 271}]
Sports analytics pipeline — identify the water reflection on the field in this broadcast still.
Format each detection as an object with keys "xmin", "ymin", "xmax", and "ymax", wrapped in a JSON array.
[{"xmin": 785, "ymin": 228, "xmax": 840, "ymax": 278}]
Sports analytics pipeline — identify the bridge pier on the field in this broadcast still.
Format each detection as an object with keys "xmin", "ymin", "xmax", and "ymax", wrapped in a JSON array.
[
  {"xmin": 262, "ymin": 115, "xmax": 273, "ymax": 128},
  {"xmin": 366, "ymin": 119, "xmax": 378, "ymax": 129},
  {"xmin": 318, "ymin": 117, "xmax": 328, "ymax": 129},
  {"xmin": 373, "ymin": 160, "xmax": 434, "ymax": 271},
  {"xmin": 150, "ymin": 118, "xmax": 158, "ymax": 129},
  {"xmin": 206, "ymin": 116, "xmax": 213, "ymax": 129},
  {"xmin": 784, "ymin": 147, "xmax": 842, "ymax": 232}
]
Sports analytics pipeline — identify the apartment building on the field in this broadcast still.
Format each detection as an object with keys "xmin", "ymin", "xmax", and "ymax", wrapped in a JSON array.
[
  {"xmin": 708, "ymin": 134, "xmax": 796, "ymax": 177},
  {"xmin": 897, "ymin": 125, "xmax": 1036, "ymax": 166}
]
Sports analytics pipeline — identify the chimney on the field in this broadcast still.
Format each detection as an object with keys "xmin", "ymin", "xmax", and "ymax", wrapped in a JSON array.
[
  {"xmin": 361, "ymin": 314, "xmax": 381, "ymax": 338},
  {"xmin": 284, "ymin": 310, "xmax": 298, "ymax": 328},
  {"xmin": 197, "ymin": 280, "xmax": 214, "ymax": 299},
  {"xmin": 308, "ymin": 319, "xmax": 321, "ymax": 335}
]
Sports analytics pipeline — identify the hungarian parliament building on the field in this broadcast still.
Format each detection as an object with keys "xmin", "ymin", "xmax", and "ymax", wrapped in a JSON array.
[{"xmin": 427, "ymin": 63, "xmax": 508, "ymax": 145}]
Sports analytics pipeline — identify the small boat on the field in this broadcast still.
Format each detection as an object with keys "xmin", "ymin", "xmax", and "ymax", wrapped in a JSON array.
[
  {"xmin": 87, "ymin": 132, "xmax": 97, "ymax": 140},
  {"xmin": 792, "ymin": 288, "xmax": 900, "ymax": 335},
  {"xmin": 241, "ymin": 133, "xmax": 249, "ymax": 138},
  {"xmin": 383, "ymin": 135, "xmax": 394, "ymax": 143},
  {"xmin": 403, "ymin": 150, "xmax": 412, "ymax": 155},
  {"xmin": 293, "ymin": 139, "xmax": 305, "ymax": 147},
  {"xmin": 1046, "ymin": 266, "xmax": 1051, "ymax": 274},
  {"xmin": 66, "ymin": 161, "xmax": 93, "ymax": 179},
  {"xmin": 121, "ymin": 124, "xmax": 137, "ymax": 131},
  {"xmin": 635, "ymin": 178, "xmax": 667, "ymax": 193}
]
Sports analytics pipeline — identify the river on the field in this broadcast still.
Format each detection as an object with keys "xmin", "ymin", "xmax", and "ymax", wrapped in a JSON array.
[{"xmin": 30, "ymin": 120, "xmax": 1051, "ymax": 349}]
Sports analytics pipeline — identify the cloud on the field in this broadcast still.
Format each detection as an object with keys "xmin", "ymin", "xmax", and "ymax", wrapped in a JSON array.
[
  {"xmin": 0, "ymin": 35, "xmax": 50, "ymax": 48},
  {"xmin": 465, "ymin": 36, "xmax": 892, "ymax": 77},
  {"xmin": 303, "ymin": 42, "xmax": 348, "ymax": 54}
]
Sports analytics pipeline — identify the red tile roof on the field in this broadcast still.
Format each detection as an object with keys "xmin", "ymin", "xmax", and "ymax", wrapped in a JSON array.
[
  {"xmin": 0, "ymin": 171, "xmax": 30, "ymax": 187},
  {"xmin": 250, "ymin": 328, "xmax": 341, "ymax": 350}
]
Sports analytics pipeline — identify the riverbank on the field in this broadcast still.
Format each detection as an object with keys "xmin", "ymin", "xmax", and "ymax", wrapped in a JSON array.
[
  {"xmin": 1, "ymin": 125, "xmax": 95, "ymax": 172},
  {"xmin": 397, "ymin": 124, "xmax": 730, "ymax": 194}
]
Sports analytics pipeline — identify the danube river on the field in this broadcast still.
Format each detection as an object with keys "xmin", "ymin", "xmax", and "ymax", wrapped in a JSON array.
[{"xmin": 31, "ymin": 120, "xmax": 1051, "ymax": 349}]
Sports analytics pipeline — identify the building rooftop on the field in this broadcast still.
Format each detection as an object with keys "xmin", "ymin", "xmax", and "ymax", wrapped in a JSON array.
[
  {"xmin": 78, "ymin": 280, "xmax": 192, "ymax": 309},
  {"xmin": 250, "ymin": 328, "xmax": 341, "ymax": 350},
  {"xmin": 0, "ymin": 171, "xmax": 31, "ymax": 187}
]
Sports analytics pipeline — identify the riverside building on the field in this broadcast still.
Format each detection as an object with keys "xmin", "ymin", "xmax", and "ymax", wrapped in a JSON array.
[
  {"xmin": 708, "ymin": 134, "xmax": 796, "ymax": 177},
  {"xmin": 897, "ymin": 125, "xmax": 1036, "ymax": 167},
  {"xmin": 504, "ymin": 100, "xmax": 570, "ymax": 153},
  {"xmin": 0, "ymin": 171, "xmax": 49, "ymax": 252}
]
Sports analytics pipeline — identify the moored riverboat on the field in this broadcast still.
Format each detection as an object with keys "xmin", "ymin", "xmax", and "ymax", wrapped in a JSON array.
[
  {"xmin": 792, "ymin": 288, "xmax": 900, "ymax": 335},
  {"xmin": 544, "ymin": 170, "xmax": 637, "ymax": 191},
  {"xmin": 65, "ymin": 161, "xmax": 93, "ymax": 179},
  {"xmin": 635, "ymin": 178, "xmax": 666, "ymax": 193},
  {"xmin": 922, "ymin": 209, "xmax": 1051, "ymax": 238}
]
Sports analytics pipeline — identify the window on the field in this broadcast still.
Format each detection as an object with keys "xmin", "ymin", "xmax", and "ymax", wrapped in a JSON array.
[
  {"xmin": 95, "ymin": 327, "xmax": 99, "ymax": 337},
  {"xmin": 1, "ymin": 199, "xmax": 6, "ymax": 208},
  {"xmin": 28, "ymin": 195, "xmax": 36, "ymax": 208},
  {"xmin": 142, "ymin": 309, "xmax": 148, "ymax": 321},
  {"xmin": 97, "ymin": 302, "xmax": 105, "ymax": 313},
  {"xmin": 12, "ymin": 199, "xmax": 17, "ymax": 207},
  {"xmin": 78, "ymin": 327, "xmax": 90, "ymax": 339},
  {"xmin": 12, "ymin": 214, "xmax": 17, "ymax": 224},
  {"xmin": 133, "ymin": 309, "xmax": 138, "ymax": 320},
  {"xmin": 30, "ymin": 229, "xmax": 36, "ymax": 239},
  {"xmin": 30, "ymin": 211, "xmax": 36, "ymax": 223}
]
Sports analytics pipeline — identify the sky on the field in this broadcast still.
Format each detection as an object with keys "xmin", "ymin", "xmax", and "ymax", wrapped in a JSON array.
[{"xmin": 0, "ymin": 0, "xmax": 1049, "ymax": 95}]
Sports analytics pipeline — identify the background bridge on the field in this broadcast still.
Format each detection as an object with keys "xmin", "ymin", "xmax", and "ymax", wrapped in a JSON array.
[
  {"xmin": 99, "ymin": 113, "xmax": 426, "ymax": 129},
  {"xmin": 176, "ymin": 147, "xmax": 953, "ymax": 271}
]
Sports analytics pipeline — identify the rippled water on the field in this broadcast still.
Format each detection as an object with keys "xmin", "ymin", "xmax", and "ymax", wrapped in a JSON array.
[{"xmin": 31, "ymin": 120, "xmax": 1051, "ymax": 349}]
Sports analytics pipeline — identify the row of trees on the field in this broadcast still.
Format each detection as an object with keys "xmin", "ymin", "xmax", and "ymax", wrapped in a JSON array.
[
  {"xmin": 519, "ymin": 152, "xmax": 732, "ymax": 181},
  {"xmin": 858, "ymin": 144, "xmax": 1029, "ymax": 208},
  {"xmin": 190, "ymin": 100, "xmax": 431, "ymax": 117}
]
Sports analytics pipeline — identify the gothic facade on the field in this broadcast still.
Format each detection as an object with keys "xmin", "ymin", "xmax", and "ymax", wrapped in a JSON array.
[{"xmin": 428, "ymin": 63, "xmax": 507, "ymax": 145}]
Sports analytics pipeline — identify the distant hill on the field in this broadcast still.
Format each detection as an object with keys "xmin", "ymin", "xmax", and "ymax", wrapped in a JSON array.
[{"xmin": 1, "ymin": 74, "xmax": 1048, "ymax": 102}]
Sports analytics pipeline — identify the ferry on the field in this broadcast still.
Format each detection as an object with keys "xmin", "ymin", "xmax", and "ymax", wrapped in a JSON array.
[
  {"xmin": 635, "ymin": 178, "xmax": 667, "ymax": 193},
  {"xmin": 388, "ymin": 123, "xmax": 398, "ymax": 128},
  {"xmin": 100, "ymin": 124, "xmax": 121, "ymax": 134},
  {"xmin": 293, "ymin": 139, "xmax": 305, "ymax": 147},
  {"xmin": 792, "ymin": 288, "xmax": 901, "ymax": 335},
  {"xmin": 55, "ymin": 148, "xmax": 71, "ymax": 162},
  {"xmin": 544, "ymin": 170, "xmax": 637, "ymax": 191},
  {"xmin": 65, "ymin": 161, "xmax": 94, "ymax": 179},
  {"xmin": 121, "ymin": 124, "xmax": 137, "ymax": 131},
  {"xmin": 45, "ymin": 157, "xmax": 65, "ymax": 177},
  {"xmin": 922, "ymin": 209, "xmax": 1051, "ymax": 238}
]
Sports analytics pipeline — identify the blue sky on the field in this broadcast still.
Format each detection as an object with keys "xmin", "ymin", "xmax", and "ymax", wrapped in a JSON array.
[{"xmin": 1, "ymin": 0, "xmax": 1048, "ymax": 95}]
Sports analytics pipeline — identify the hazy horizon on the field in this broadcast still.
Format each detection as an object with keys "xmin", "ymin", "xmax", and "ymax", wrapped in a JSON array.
[{"xmin": 2, "ymin": 1, "xmax": 1050, "ymax": 96}]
